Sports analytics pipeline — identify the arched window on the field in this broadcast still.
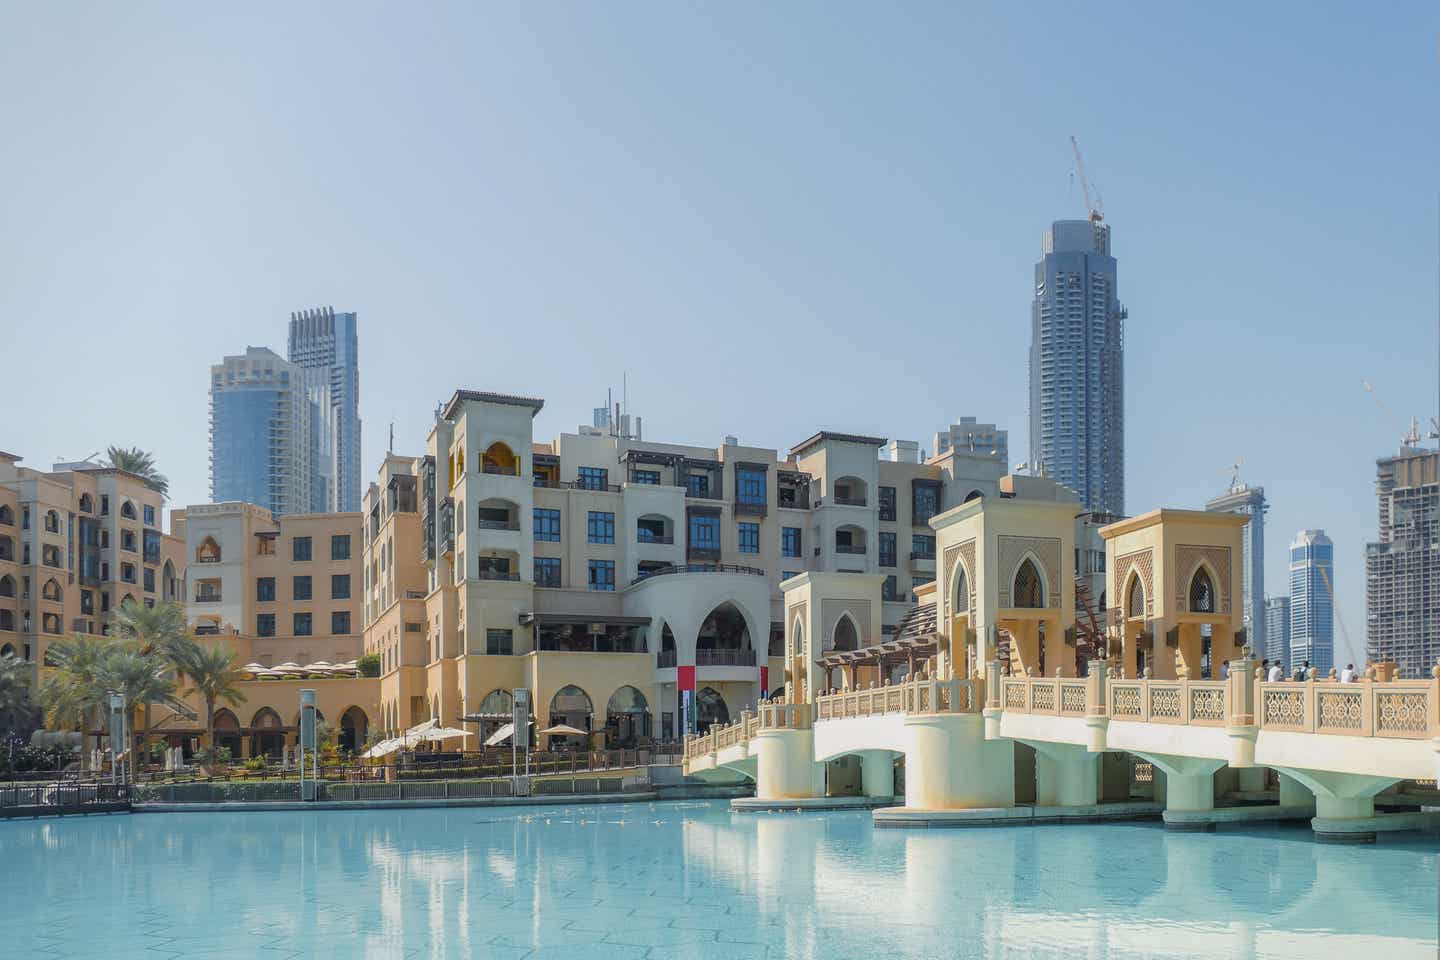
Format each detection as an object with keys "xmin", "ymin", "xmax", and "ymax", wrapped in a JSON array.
[
  {"xmin": 43, "ymin": 510, "xmax": 60, "ymax": 533},
  {"xmin": 605, "ymin": 686, "xmax": 651, "ymax": 746},
  {"xmin": 549, "ymin": 684, "xmax": 594, "ymax": 731},
  {"xmin": 478, "ymin": 689, "xmax": 514, "ymax": 716},
  {"xmin": 0, "ymin": 536, "xmax": 11, "ymax": 562},
  {"xmin": 963, "ymin": 490, "xmax": 983, "ymax": 503},
  {"xmin": 120, "ymin": 500, "xmax": 137, "ymax": 520},
  {"xmin": 0, "ymin": 505, "xmax": 14, "ymax": 526},
  {"xmin": 41, "ymin": 613, "xmax": 61, "ymax": 634},
  {"xmin": 1126, "ymin": 576, "xmax": 1145, "ymax": 619},
  {"xmin": 195, "ymin": 536, "xmax": 221, "ymax": 564},
  {"xmin": 1013, "ymin": 558, "xmax": 1044, "ymax": 608},
  {"xmin": 1189, "ymin": 568, "xmax": 1216, "ymax": 614},
  {"xmin": 696, "ymin": 603, "xmax": 751, "ymax": 653},
  {"xmin": 952, "ymin": 563, "xmax": 969, "ymax": 618},
  {"xmin": 830, "ymin": 615, "xmax": 859, "ymax": 652},
  {"xmin": 0, "ymin": 575, "xmax": 13, "ymax": 598},
  {"xmin": 695, "ymin": 687, "xmax": 729, "ymax": 730},
  {"xmin": 78, "ymin": 494, "xmax": 93, "ymax": 514},
  {"xmin": 41, "ymin": 579, "xmax": 62, "ymax": 602},
  {"xmin": 481, "ymin": 441, "xmax": 519, "ymax": 476}
]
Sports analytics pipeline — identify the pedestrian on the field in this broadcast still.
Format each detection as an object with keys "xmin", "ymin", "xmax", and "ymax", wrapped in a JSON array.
[
  {"xmin": 1220, "ymin": 659, "xmax": 1230, "ymax": 680},
  {"xmin": 1305, "ymin": 661, "xmax": 1317, "ymax": 681},
  {"xmin": 1267, "ymin": 660, "xmax": 1283, "ymax": 683},
  {"xmin": 1340, "ymin": 662, "xmax": 1355, "ymax": 683},
  {"xmin": 1292, "ymin": 661, "xmax": 1306, "ymax": 681}
]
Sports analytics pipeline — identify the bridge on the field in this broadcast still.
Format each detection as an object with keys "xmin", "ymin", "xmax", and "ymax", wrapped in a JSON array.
[{"xmin": 682, "ymin": 487, "xmax": 1440, "ymax": 842}]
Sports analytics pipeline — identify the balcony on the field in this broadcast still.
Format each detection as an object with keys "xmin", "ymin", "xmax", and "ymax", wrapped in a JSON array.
[
  {"xmin": 734, "ymin": 499, "xmax": 767, "ymax": 518},
  {"xmin": 833, "ymin": 497, "xmax": 867, "ymax": 507},
  {"xmin": 696, "ymin": 648, "xmax": 757, "ymax": 667},
  {"xmin": 475, "ymin": 569, "xmax": 521, "ymax": 582},
  {"xmin": 637, "ymin": 534, "xmax": 674, "ymax": 545},
  {"xmin": 194, "ymin": 592, "xmax": 222, "ymax": 604},
  {"xmin": 835, "ymin": 544, "xmax": 866, "ymax": 555},
  {"xmin": 687, "ymin": 546, "xmax": 722, "ymax": 562},
  {"xmin": 533, "ymin": 478, "xmax": 623, "ymax": 493},
  {"xmin": 909, "ymin": 550, "xmax": 936, "ymax": 561},
  {"xmin": 631, "ymin": 563, "xmax": 766, "ymax": 586},
  {"xmin": 475, "ymin": 519, "xmax": 520, "ymax": 531},
  {"xmin": 656, "ymin": 649, "xmax": 677, "ymax": 669}
]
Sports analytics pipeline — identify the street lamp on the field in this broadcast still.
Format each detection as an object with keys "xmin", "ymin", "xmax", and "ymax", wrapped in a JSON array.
[{"xmin": 108, "ymin": 692, "xmax": 126, "ymax": 786}]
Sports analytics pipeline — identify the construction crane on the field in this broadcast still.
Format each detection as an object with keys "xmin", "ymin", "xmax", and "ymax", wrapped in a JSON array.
[
  {"xmin": 1070, "ymin": 136, "xmax": 1104, "ymax": 224},
  {"xmin": 1219, "ymin": 456, "xmax": 1244, "ymax": 491},
  {"xmin": 1317, "ymin": 566, "xmax": 1354, "ymax": 670}
]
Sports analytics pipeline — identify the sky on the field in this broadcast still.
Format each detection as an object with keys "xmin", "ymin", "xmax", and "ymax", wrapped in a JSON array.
[{"xmin": 2, "ymin": 3, "xmax": 1437, "ymax": 667}]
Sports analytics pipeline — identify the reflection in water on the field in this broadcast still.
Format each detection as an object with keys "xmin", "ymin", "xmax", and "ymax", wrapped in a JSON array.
[{"xmin": 0, "ymin": 803, "xmax": 1434, "ymax": 959}]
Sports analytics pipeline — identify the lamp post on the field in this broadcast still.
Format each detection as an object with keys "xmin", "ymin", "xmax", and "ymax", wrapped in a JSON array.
[
  {"xmin": 108, "ymin": 692, "xmax": 126, "ymax": 786},
  {"xmin": 299, "ymin": 689, "xmax": 318, "ymax": 801}
]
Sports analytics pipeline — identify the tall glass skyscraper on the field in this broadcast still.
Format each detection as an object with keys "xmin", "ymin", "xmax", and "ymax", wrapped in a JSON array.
[
  {"xmin": 209, "ymin": 347, "xmax": 311, "ymax": 515},
  {"xmin": 1264, "ymin": 596, "xmax": 1291, "ymax": 672},
  {"xmin": 1029, "ymin": 220, "xmax": 1126, "ymax": 516},
  {"xmin": 1289, "ymin": 529, "xmax": 1335, "ymax": 673},
  {"xmin": 288, "ymin": 307, "xmax": 362, "ymax": 513}
]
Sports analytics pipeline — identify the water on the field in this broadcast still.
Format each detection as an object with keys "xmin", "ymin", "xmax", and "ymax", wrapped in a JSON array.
[{"xmin": 1, "ymin": 801, "xmax": 1436, "ymax": 959}]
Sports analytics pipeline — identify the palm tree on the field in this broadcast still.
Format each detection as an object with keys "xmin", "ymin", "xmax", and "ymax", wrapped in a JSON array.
[
  {"xmin": 111, "ymin": 600, "xmax": 189, "ymax": 755},
  {"xmin": 184, "ymin": 643, "xmax": 247, "ymax": 751},
  {"xmin": 0, "ymin": 653, "xmax": 35, "ymax": 769},
  {"xmin": 105, "ymin": 445, "xmax": 169, "ymax": 497},
  {"xmin": 38, "ymin": 634, "xmax": 114, "ymax": 769},
  {"xmin": 94, "ymin": 644, "xmax": 186, "ymax": 782}
]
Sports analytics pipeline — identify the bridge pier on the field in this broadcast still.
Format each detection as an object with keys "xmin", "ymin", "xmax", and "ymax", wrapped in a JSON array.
[
  {"xmin": 903, "ymin": 713, "xmax": 1013, "ymax": 810},
  {"xmin": 1148, "ymin": 755, "xmax": 1226, "ymax": 830},
  {"xmin": 858, "ymin": 750, "xmax": 896, "ymax": 799},
  {"xmin": 1279, "ymin": 769, "xmax": 1397, "ymax": 843},
  {"xmin": 1030, "ymin": 743, "xmax": 1099, "ymax": 807},
  {"xmin": 752, "ymin": 728, "xmax": 822, "ymax": 801}
]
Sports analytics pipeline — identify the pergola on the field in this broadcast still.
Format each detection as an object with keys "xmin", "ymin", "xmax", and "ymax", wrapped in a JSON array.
[{"xmin": 816, "ymin": 602, "xmax": 942, "ymax": 691}]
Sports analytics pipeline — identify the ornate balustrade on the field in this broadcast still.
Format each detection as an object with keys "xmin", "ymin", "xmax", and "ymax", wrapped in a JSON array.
[
  {"xmin": 1257, "ymin": 680, "xmax": 1437, "ymax": 739},
  {"xmin": 1106, "ymin": 679, "xmax": 1228, "ymax": 727},
  {"xmin": 813, "ymin": 676, "xmax": 980, "ymax": 721}
]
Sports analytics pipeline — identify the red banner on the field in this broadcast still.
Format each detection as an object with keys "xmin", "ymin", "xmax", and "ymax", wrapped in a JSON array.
[
  {"xmin": 760, "ymin": 666, "xmax": 769, "ymax": 697},
  {"xmin": 677, "ymin": 665, "xmax": 695, "ymax": 693}
]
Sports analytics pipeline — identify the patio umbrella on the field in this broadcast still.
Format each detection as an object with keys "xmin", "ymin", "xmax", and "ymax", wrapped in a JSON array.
[
  {"xmin": 361, "ymin": 738, "xmax": 403, "ymax": 759},
  {"xmin": 416, "ymin": 726, "xmax": 472, "ymax": 742},
  {"xmin": 539, "ymin": 724, "xmax": 588, "ymax": 738}
]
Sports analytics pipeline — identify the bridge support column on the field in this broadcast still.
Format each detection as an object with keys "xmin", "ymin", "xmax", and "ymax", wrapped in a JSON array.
[
  {"xmin": 752, "ymin": 728, "xmax": 820, "ymax": 801},
  {"xmin": 858, "ymin": 750, "xmax": 896, "ymax": 799},
  {"xmin": 903, "ymin": 713, "xmax": 1013, "ymax": 810},
  {"xmin": 1031, "ymin": 743, "xmax": 1099, "ymax": 807},
  {"xmin": 1278, "ymin": 769, "xmax": 1397, "ymax": 843},
  {"xmin": 1277, "ymin": 772, "xmax": 1314, "ymax": 809},
  {"xmin": 1150, "ymin": 755, "xmax": 1226, "ymax": 830}
]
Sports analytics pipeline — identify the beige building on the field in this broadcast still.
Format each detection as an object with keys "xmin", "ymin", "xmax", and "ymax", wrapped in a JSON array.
[
  {"xmin": 361, "ymin": 389, "xmax": 1017, "ymax": 749},
  {"xmin": 0, "ymin": 452, "xmax": 185, "ymax": 673}
]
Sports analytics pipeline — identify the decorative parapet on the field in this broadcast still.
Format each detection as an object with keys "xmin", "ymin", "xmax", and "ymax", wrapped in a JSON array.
[
  {"xmin": 1257, "ymin": 679, "xmax": 1438, "ymax": 739},
  {"xmin": 812, "ymin": 675, "xmax": 982, "ymax": 721}
]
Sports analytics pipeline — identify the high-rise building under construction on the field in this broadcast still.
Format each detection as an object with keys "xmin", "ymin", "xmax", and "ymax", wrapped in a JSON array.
[{"xmin": 1365, "ymin": 440, "xmax": 1439, "ymax": 678}]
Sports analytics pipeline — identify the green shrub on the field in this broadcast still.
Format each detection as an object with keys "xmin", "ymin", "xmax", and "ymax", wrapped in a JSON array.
[
  {"xmin": 242, "ymin": 756, "xmax": 267, "ymax": 772},
  {"xmin": 357, "ymin": 653, "xmax": 381, "ymax": 678}
]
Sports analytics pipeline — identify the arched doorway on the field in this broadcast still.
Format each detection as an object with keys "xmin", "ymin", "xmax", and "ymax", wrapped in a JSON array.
[
  {"xmin": 826, "ymin": 615, "xmax": 859, "ymax": 689},
  {"xmin": 605, "ymin": 686, "xmax": 651, "ymax": 747},
  {"xmin": 548, "ymin": 685, "xmax": 593, "ymax": 748},
  {"xmin": 339, "ymin": 706, "xmax": 368, "ymax": 754},
  {"xmin": 695, "ymin": 687, "xmax": 729, "ymax": 730},
  {"xmin": 1126, "ymin": 574, "xmax": 1147, "ymax": 677},
  {"xmin": 250, "ymin": 707, "xmax": 285, "ymax": 759},
  {"xmin": 213, "ymin": 709, "xmax": 243, "ymax": 759},
  {"xmin": 1013, "ymin": 559, "xmax": 1045, "ymax": 608},
  {"xmin": 696, "ymin": 602, "xmax": 752, "ymax": 666}
]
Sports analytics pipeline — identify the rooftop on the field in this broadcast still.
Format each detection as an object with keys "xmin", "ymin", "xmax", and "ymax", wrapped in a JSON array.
[
  {"xmin": 442, "ymin": 389, "xmax": 546, "ymax": 420},
  {"xmin": 789, "ymin": 431, "xmax": 888, "ymax": 458}
]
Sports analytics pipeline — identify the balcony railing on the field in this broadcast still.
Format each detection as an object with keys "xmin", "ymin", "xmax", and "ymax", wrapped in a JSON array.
[
  {"xmin": 637, "ymin": 534, "xmax": 674, "ymax": 545},
  {"xmin": 734, "ymin": 500, "xmax": 767, "ymax": 517},
  {"xmin": 696, "ymin": 648, "xmax": 757, "ymax": 667},
  {"xmin": 656, "ymin": 650, "xmax": 678, "ymax": 668},
  {"xmin": 832, "ymin": 496, "xmax": 866, "ymax": 507},
  {"xmin": 194, "ymin": 593, "xmax": 222, "ymax": 604},
  {"xmin": 193, "ymin": 556, "xmax": 221, "ymax": 564},
  {"xmin": 475, "ymin": 520, "xmax": 520, "ymax": 531},
  {"xmin": 474, "ymin": 569, "xmax": 521, "ymax": 582},
  {"xmin": 631, "ymin": 563, "xmax": 766, "ymax": 585},
  {"xmin": 481, "ymin": 465, "xmax": 521, "ymax": 476},
  {"xmin": 909, "ymin": 550, "xmax": 936, "ymax": 561},
  {"xmin": 835, "ymin": 544, "xmax": 866, "ymax": 555},
  {"xmin": 533, "ymin": 478, "xmax": 623, "ymax": 493}
]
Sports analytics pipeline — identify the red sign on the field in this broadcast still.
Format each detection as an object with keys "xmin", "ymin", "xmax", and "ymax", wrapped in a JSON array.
[
  {"xmin": 760, "ymin": 666, "xmax": 769, "ymax": 697},
  {"xmin": 677, "ymin": 665, "xmax": 695, "ymax": 693}
]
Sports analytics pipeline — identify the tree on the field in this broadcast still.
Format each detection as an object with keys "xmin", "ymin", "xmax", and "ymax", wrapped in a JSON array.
[
  {"xmin": 94, "ymin": 644, "xmax": 186, "ymax": 783},
  {"xmin": 0, "ymin": 653, "xmax": 35, "ymax": 768},
  {"xmin": 38, "ymin": 634, "xmax": 114, "ymax": 758},
  {"xmin": 183, "ymin": 643, "xmax": 247, "ymax": 750},
  {"xmin": 105, "ymin": 445, "xmax": 169, "ymax": 497},
  {"xmin": 111, "ymin": 600, "xmax": 191, "ymax": 753}
]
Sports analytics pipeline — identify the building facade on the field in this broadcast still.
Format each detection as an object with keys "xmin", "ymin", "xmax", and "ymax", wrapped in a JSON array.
[
  {"xmin": 209, "ymin": 346, "xmax": 312, "ymax": 516},
  {"xmin": 1205, "ymin": 482, "xmax": 1267, "ymax": 655},
  {"xmin": 360, "ymin": 389, "xmax": 1024, "ymax": 748},
  {"xmin": 288, "ymin": 307, "xmax": 362, "ymax": 513},
  {"xmin": 932, "ymin": 417, "xmax": 1007, "ymax": 466},
  {"xmin": 1288, "ymin": 529, "xmax": 1334, "ymax": 674},
  {"xmin": 0, "ymin": 452, "xmax": 185, "ymax": 675},
  {"xmin": 1264, "ymin": 596, "xmax": 1290, "ymax": 672},
  {"xmin": 1028, "ymin": 219, "xmax": 1126, "ymax": 516},
  {"xmin": 1365, "ymin": 443, "xmax": 1439, "ymax": 678}
]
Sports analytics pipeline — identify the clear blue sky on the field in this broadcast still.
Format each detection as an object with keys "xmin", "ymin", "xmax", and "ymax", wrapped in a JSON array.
[{"xmin": 3, "ymin": 3, "xmax": 1437, "ymax": 665}]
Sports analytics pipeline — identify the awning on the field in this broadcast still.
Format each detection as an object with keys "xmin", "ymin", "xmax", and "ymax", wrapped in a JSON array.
[
  {"xmin": 485, "ymin": 722, "xmax": 515, "ymax": 747},
  {"xmin": 540, "ymin": 723, "xmax": 588, "ymax": 737},
  {"xmin": 532, "ymin": 613, "xmax": 653, "ymax": 627}
]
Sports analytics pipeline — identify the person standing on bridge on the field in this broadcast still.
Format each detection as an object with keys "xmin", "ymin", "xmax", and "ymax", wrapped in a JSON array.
[
  {"xmin": 1267, "ymin": 660, "xmax": 1284, "ymax": 683},
  {"xmin": 1340, "ymin": 663, "xmax": 1356, "ymax": 683},
  {"xmin": 1220, "ymin": 660, "xmax": 1230, "ymax": 680}
]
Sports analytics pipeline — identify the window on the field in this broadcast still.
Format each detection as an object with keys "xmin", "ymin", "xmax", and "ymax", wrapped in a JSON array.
[
  {"xmin": 100, "ymin": 496, "xmax": 109, "ymax": 516},
  {"xmin": 256, "ymin": 614, "xmax": 276, "ymax": 638},
  {"xmin": 688, "ymin": 514, "xmax": 720, "ymax": 551},
  {"xmin": 486, "ymin": 628, "xmax": 514, "ymax": 655},
  {"xmin": 738, "ymin": 522, "xmax": 760, "ymax": 554},
  {"xmin": 293, "ymin": 575, "xmax": 312, "ymax": 601},
  {"xmin": 292, "ymin": 536, "xmax": 312, "ymax": 561},
  {"xmin": 256, "ymin": 577, "xmax": 275, "ymax": 602},
  {"xmin": 577, "ymin": 467, "xmax": 608, "ymax": 491},
  {"xmin": 120, "ymin": 562, "xmax": 136, "ymax": 583},
  {"xmin": 630, "ymin": 469, "xmax": 660, "ymax": 485},
  {"xmin": 912, "ymin": 534, "xmax": 935, "ymax": 559},
  {"xmin": 534, "ymin": 557, "xmax": 561, "ymax": 587},
  {"xmin": 534, "ymin": 508, "xmax": 561, "ymax": 542},
  {"xmin": 143, "ymin": 568, "xmax": 155, "ymax": 593},
  {"xmin": 331, "ymin": 574, "xmax": 351, "ymax": 600},
  {"xmin": 588, "ymin": 559, "xmax": 616, "ymax": 591},
  {"xmin": 879, "ymin": 486, "xmax": 897, "ymax": 522},
  {"xmin": 737, "ymin": 467, "xmax": 766, "ymax": 506},
  {"xmin": 685, "ymin": 474, "xmax": 710, "ymax": 498},
  {"xmin": 782, "ymin": 527, "xmax": 802, "ymax": 558},
  {"xmin": 331, "ymin": 611, "xmax": 351, "ymax": 635},
  {"xmin": 882, "ymin": 575, "xmax": 900, "ymax": 601},
  {"xmin": 912, "ymin": 484, "xmax": 940, "ymax": 526},
  {"xmin": 143, "ymin": 505, "xmax": 156, "ymax": 527},
  {"xmin": 331, "ymin": 535, "xmax": 351, "ymax": 560},
  {"xmin": 21, "ymin": 507, "xmax": 30, "ymax": 530},
  {"xmin": 120, "ymin": 530, "xmax": 136, "ymax": 552},
  {"xmin": 879, "ymin": 532, "xmax": 897, "ymax": 567},
  {"xmin": 294, "ymin": 613, "xmax": 313, "ymax": 637},
  {"xmin": 637, "ymin": 517, "xmax": 667, "ymax": 542},
  {"xmin": 43, "ymin": 510, "xmax": 60, "ymax": 533},
  {"xmin": 587, "ymin": 511, "xmax": 615, "ymax": 544}
]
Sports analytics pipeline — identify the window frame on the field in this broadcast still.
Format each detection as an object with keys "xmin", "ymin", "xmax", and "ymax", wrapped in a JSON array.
[
  {"xmin": 587, "ymin": 559, "xmax": 616, "ymax": 592},
  {"xmin": 533, "ymin": 508, "xmax": 561, "ymax": 542},
  {"xmin": 587, "ymin": 511, "xmax": 616, "ymax": 545}
]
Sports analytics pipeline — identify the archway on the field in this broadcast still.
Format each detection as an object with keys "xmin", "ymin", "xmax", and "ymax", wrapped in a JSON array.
[
  {"xmin": 1125, "ymin": 573, "xmax": 1147, "ymax": 677},
  {"xmin": 0, "ymin": 574, "xmax": 13, "ymax": 598},
  {"xmin": 832, "ymin": 476, "xmax": 867, "ymax": 505},
  {"xmin": 249, "ymin": 707, "xmax": 285, "ymax": 759},
  {"xmin": 1189, "ymin": 567, "xmax": 1216, "ymax": 614},
  {"xmin": 476, "ymin": 688, "xmax": 517, "ymax": 745},
  {"xmin": 43, "ymin": 510, "xmax": 60, "ymax": 533},
  {"xmin": 1013, "ymin": 558, "xmax": 1045, "ymax": 608},
  {"xmin": 78, "ymin": 494, "xmax": 93, "ymax": 514},
  {"xmin": 964, "ymin": 490, "xmax": 983, "ymax": 503},
  {"xmin": 0, "ymin": 643, "xmax": 14, "ymax": 659},
  {"xmin": 950, "ymin": 559, "xmax": 972, "ymax": 677},
  {"xmin": 696, "ymin": 602, "xmax": 752, "ymax": 666},
  {"xmin": 548, "ymin": 684, "xmax": 593, "ymax": 748},
  {"xmin": 339, "ymin": 706, "xmax": 368, "ymax": 754},
  {"xmin": 481, "ymin": 441, "xmax": 519, "ymax": 476},
  {"xmin": 825, "ymin": 615, "xmax": 860, "ymax": 689},
  {"xmin": 605, "ymin": 686, "xmax": 651, "ymax": 747},
  {"xmin": 213, "ymin": 709, "xmax": 243, "ymax": 759},
  {"xmin": 162, "ymin": 560, "xmax": 177, "ymax": 601},
  {"xmin": 695, "ymin": 687, "xmax": 729, "ymax": 730},
  {"xmin": 42, "ymin": 578, "xmax": 62, "ymax": 602},
  {"xmin": 195, "ymin": 536, "xmax": 221, "ymax": 564}
]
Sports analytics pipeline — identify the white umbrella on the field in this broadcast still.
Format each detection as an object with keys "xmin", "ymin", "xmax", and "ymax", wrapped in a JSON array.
[
  {"xmin": 361, "ymin": 737, "xmax": 402, "ymax": 759},
  {"xmin": 416, "ymin": 726, "xmax": 472, "ymax": 743},
  {"xmin": 485, "ymin": 722, "xmax": 515, "ymax": 747},
  {"xmin": 540, "ymin": 724, "xmax": 588, "ymax": 738}
]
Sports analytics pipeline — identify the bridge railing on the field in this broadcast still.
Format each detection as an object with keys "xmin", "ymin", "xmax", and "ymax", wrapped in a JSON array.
[
  {"xmin": 1257, "ymin": 679, "xmax": 1437, "ymax": 739},
  {"xmin": 814, "ymin": 675, "xmax": 981, "ymax": 721}
]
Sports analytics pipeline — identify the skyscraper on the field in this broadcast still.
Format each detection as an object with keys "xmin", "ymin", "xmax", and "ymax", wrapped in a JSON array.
[
  {"xmin": 1289, "ymin": 529, "xmax": 1335, "ymax": 674},
  {"xmin": 933, "ymin": 417, "xmax": 1008, "ymax": 465},
  {"xmin": 209, "ymin": 347, "xmax": 312, "ymax": 515},
  {"xmin": 1365, "ymin": 440, "xmax": 1438, "ymax": 678},
  {"xmin": 288, "ymin": 307, "xmax": 361, "ymax": 513},
  {"xmin": 1028, "ymin": 220, "xmax": 1126, "ymax": 516},
  {"xmin": 1205, "ymin": 481, "xmax": 1267, "ymax": 655},
  {"xmin": 1264, "ymin": 596, "xmax": 1291, "ymax": 672}
]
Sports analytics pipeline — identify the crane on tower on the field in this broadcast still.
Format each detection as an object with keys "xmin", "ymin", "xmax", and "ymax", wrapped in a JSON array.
[{"xmin": 1070, "ymin": 136, "xmax": 1104, "ymax": 224}]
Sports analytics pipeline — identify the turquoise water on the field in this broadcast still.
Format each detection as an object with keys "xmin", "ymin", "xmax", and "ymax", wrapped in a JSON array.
[{"xmin": 1, "ymin": 801, "xmax": 1436, "ymax": 959}]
